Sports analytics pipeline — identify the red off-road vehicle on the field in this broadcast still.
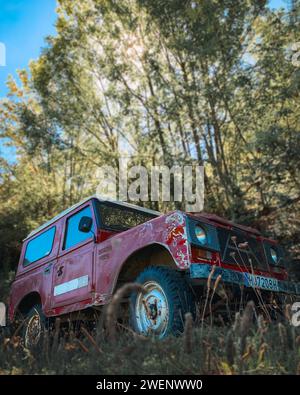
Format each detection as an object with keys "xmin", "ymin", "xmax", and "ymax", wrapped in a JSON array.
[{"xmin": 1, "ymin": 196, "xmax": 299, "ymax": 345}]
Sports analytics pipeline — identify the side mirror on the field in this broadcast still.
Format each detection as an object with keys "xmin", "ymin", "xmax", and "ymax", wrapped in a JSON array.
[{"xmin": 78, "ymin": 216, "xmax": 93, "ymax": 233}]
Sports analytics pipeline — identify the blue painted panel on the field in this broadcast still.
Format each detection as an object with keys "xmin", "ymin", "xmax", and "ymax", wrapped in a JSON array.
[{"xmin": 190, "ymin": 263, "xmax": 300, "ymax": 295}]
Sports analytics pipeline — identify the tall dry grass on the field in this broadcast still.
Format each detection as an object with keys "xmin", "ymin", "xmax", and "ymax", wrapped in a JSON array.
[{"xmin": 0, "ymin": 283, "xmax": 299, "ymax": 375}]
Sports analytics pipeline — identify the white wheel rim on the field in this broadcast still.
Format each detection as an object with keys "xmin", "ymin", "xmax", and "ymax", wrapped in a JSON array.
[{"xmin": 135, "ymin": 281, "xmax": 169, "ymax": 337}]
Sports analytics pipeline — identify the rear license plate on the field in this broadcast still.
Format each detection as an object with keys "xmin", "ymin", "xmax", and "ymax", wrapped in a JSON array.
[{"xmin": 244, "ymin": 273, "xmax": 279, "ymax": 291}]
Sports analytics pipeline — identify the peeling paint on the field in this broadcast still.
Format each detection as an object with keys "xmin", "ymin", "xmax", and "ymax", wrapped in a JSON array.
[{"xmin": 8, "ymin": 198, "xmax": 298, "ymax": 323}]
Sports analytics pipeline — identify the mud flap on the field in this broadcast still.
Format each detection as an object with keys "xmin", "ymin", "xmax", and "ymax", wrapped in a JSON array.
[{"xmin": 0, "ymin": 302, "xmax": 6, "ymax": 326}]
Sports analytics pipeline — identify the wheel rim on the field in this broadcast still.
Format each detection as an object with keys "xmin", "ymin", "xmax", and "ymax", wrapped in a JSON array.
[
  {"xmin": 25, "ymin": 312, "xmax": 42, "ymax": 348},
  {"xmin": 135, "ymin": 281, "xmax": 169, "ymax": 337}
]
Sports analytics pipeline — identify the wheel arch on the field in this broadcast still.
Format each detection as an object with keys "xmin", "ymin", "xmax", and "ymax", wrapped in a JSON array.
[
  {"xmin": 16, "ymin": 292, "xmax": 42, "ymax": 317},
  {"xmin": 114, "ymin": 243, "xmax": 181, "ymax": 292}
]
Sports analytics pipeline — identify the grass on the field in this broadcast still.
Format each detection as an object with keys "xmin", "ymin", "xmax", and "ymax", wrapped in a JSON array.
[{"xmin": 0, "ymin": 293, "xmax": 299, "ymax": 375}]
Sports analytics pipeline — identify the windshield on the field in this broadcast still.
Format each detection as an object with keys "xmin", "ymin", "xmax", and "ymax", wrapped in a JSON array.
[{"xmin": 95, "ymin": 201, "xmax": 158, "ymax": 231}]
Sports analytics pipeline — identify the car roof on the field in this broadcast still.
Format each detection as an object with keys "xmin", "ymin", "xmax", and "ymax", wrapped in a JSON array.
[{"xmin": 24, "ymin": 195, "xmax": 161, "ymax": 241}]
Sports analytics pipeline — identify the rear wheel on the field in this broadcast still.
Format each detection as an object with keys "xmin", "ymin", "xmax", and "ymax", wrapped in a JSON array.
[
  {"xmin": 22, "ymin": 305, "xmax": 47, "ymax": 349},
  {"xmin": 130, "ymin": 266, "xmax": 195, "ymax": 338}
]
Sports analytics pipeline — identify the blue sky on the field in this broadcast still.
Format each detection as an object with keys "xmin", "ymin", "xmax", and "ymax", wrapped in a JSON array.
[{"xmin": 0, "ymin": 0, "xmax": 57, "ymax": 97}]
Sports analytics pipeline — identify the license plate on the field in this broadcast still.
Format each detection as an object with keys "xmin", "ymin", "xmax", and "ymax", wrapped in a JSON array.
[{"xmin": 244, "ymin": 273, "xmax": 279, "ymax": 291}]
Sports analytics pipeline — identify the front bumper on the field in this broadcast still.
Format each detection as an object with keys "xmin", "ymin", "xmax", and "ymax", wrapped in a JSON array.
[
  {"xmin": 190, "ymin": 263, "xmax": 300, "ymax": 296},
  {"xmin": 0, "ymin": 302, "xmax": 6, "ymax": 326}
]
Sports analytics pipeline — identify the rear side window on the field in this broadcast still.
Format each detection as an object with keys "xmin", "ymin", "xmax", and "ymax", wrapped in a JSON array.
[
  {"xmin": 63, "ymin": 206, "xmax": 94, "ymax": 250},
  {"xmin": 24, "ymin": 227, "xmax": 56, "ymax": 266}
]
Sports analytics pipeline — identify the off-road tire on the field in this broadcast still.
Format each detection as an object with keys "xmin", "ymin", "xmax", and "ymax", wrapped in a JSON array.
[{"xmin": 130, "ymin": 266, "xmax": 196, "ymax": 338}]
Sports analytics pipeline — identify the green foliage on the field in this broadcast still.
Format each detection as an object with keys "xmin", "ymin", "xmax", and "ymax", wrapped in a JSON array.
[{"xmin": 0, "ymin": 0, "xmax": 299, "ymax": 272}]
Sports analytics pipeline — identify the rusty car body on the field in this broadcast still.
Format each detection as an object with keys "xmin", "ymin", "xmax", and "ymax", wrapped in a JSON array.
[{"xmin": 1, "ymin": 195, "xmax": 299, "ymax": 343}]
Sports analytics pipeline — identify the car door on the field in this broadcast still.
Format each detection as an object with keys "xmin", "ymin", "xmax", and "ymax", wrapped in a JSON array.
[{"xmin": 51, "ymin": 204, "xmax": 96, "ymax": 308}]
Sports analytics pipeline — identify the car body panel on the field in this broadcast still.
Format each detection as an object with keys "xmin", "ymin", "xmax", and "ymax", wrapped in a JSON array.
[
  {"xmin": 6, "ymin": 197, "xmax": 300, "ymax": 323},
  {"xmin": 51, "ymin": 201, "xmax": 97, "ymax": 309},
  {"xmin": 93, "ymin": 211, "xmax": 189, "ymax": 299},
  {"xmin": 8, "ymin": 203, "xmax": 190, "ymax": 320}
]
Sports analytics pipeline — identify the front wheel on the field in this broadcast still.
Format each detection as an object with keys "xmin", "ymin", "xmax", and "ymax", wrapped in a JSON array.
[{"xmin": 130, "ymin": 266, "xmax": 195, "ymax": 338}]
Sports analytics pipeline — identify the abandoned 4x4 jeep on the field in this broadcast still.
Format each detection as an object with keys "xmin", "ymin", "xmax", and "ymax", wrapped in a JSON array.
[{"xmin": 1, "ymin": 195, "xmax": 299, "ymax": 345}]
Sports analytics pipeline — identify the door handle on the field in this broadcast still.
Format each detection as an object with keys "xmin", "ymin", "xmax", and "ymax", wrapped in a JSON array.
[
  {"xmin": 57, "ymin": 266, "xmax": 64, "ymax": 277},
  {"xmin": 44, "ymin": 264, "xmax": 52, "ymax": 275}
]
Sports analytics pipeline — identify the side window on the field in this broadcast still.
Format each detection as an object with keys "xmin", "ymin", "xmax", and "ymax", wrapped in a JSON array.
[
  {"xmin": 24, "ymin": 227, "xmax": 56, "ymax": 266},
  {"xmin": 63, "ymin": 206, "xmax": 94, "ymax": 250}
]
